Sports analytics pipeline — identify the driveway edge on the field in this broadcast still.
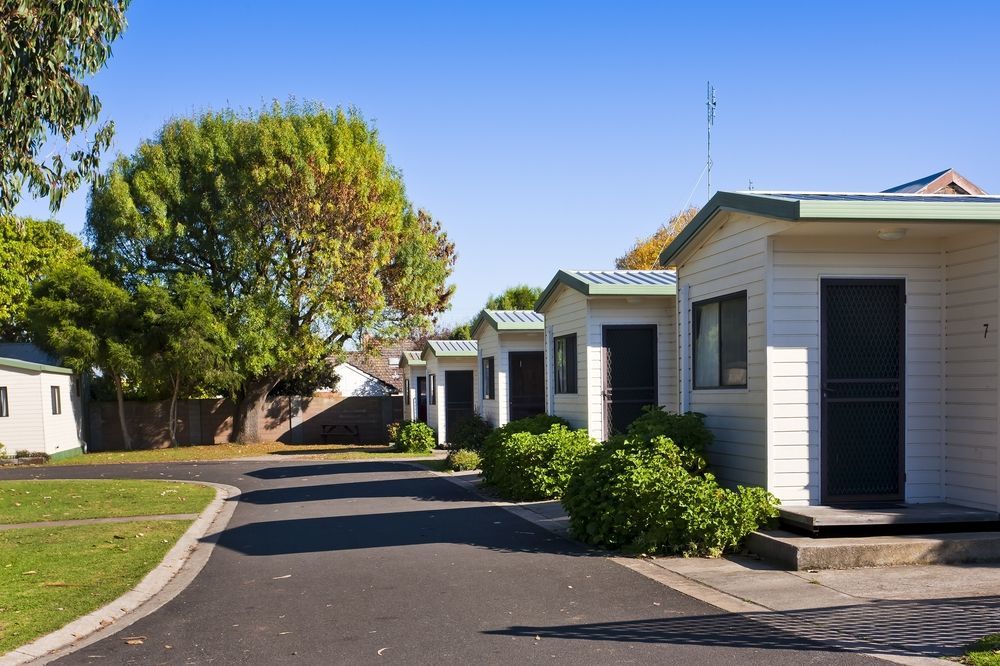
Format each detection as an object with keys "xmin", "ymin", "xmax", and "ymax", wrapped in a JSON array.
[{"xmin": 2, "ymin": 480, "xmax": 239, "ymax": 666}]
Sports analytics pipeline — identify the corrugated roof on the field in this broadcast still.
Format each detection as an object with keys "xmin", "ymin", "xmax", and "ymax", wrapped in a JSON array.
[
  {"xmin": 536, "ymin": 269, "xmax": 677, "ymax": 312},
  {"xmin": 400, "ymin": 350, "xmax": 426, "ymax": 367},
  {"xmin": 0, "ymin": 357, "xmax": 73, "ymax": 375},
  {"xmin": 659, "ymin": 190, "xmax": 1000, "ymax": 267},
  {"xmin": 472, "ymin": 309, "xmax": 544, "ymax": 336},
  {"xmin": 422, "ymin": 339, "xmax": 479, "ymax": 359}
]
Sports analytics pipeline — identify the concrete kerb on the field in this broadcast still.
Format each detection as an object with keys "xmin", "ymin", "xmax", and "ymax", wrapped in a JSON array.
[
  {"xmin": 410, "ymin": 466, "xmax": 950, "ymax": 666},
  {"xmin": 1, "ymin": 479, "xmax": 240, "ymax": 666}
]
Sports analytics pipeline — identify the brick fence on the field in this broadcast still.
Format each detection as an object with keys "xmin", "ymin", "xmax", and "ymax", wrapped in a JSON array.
[{"xmin": 86, "ymin": 394, "xmax": 403, "ymax": 451}]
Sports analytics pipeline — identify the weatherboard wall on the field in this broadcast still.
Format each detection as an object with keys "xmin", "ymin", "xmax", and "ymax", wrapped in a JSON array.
[
  {"xmin": 543, "ymin": 285, "xmax": 590, "ymax": 430},
  {"xmin": 424, "ymin": 354, "xmax": 477, "ymax": 446},
  {"xmin": 475, "ymin": 328, "xmax": 544, "ymax": 427},
  {"xmin": 0, "ymin": 365, "xmax": 83, "ymax": 456}
]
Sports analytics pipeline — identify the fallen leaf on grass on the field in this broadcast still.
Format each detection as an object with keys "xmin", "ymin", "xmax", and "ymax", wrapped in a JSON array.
[
  {"xmin": 41, "ymin": 581, "xmax": 70, "ymax": 587},
  {"xmin": 21, "ymin": 570, "xmax": 37, "ymax": 575}
]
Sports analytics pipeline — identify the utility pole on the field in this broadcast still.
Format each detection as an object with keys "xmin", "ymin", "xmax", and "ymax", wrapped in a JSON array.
[{"xmin": 706, "ymin": 82, "xmax": 717, "ymax": 201}]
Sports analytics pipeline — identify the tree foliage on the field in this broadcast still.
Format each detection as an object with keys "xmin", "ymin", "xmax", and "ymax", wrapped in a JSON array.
[
  {"xmin": 28, "ymin": 260, "xmax": 140, "ymax": 449},
  {"xmin": 0, "ymin": 216, "xmax": 82, "ymax": 341},
  {"xmin": 615, "ymin": 207, "xmax": 699, "ymax": 270},
  {"xmin": 483, "ymin": 284, "xmax": 542, "ymax": 311},
  {"xmin": 87, "ymin": 102, "xmax": 456, "ymax": 442},
  {"xmin": 0, "ymin": 0, "xmax": 130, "ymax": 212}
]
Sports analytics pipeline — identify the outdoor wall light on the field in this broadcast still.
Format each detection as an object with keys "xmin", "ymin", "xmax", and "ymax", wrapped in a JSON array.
[{"xmin": 877, "ymin": 227, "xmax": 907, "ymax": 241}]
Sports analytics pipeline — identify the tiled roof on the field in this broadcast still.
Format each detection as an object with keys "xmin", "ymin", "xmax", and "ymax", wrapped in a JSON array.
[
  {"xmin": 344, "ymin": 340, "xmax": 421, "ymax": 392},
  {"xmin": 422, "ymin": 339, "xmax": 479, "ymax": 359}
]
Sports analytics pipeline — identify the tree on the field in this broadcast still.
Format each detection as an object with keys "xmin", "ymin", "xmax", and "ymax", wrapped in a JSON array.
[
  {"xmin": 28, "ymin": 260, "xmax": 140, "ymax": 449},
  {"xmin": 135, "ymin": 276, "xmax": 234, "ymax": 447},
  {"xmin": 615, "ymin": 208, "xmax": 699, "ymax": 270},
  {"xmin": 1, "ymin": 0, "xmax": 130, "ymax": 212},
  {"xmin": 0, "ymin": 216, "xmax": 82, "ymax": 341},
  {"xmin": 87, "ymin": 102, "xmax": 456, "ymax": 442},
  {"xmin": 483, "ymin": 284, "xmax": 543, "ymax": 311}
]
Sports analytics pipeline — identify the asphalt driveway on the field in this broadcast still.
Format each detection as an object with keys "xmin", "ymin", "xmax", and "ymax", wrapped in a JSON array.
[{"xmin": 0, "ymin": 460, "xmax": 884, "ymax": 665}]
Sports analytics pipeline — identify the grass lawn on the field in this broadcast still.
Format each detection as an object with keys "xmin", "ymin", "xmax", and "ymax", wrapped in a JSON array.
[
  {"xmin": 0, "ymin": 480, "xmax": 215, "ymax": 524},
  {"xmin": 0, "ymin": 520, "xmax": 190, "ymax": 654},
  {"xmin": 963, "ymin": 634, "xmax": 1000, "ymax": 665},
  {"xmin": 50, "ymin": 442, "xmax": 434, "ymax": 466}
]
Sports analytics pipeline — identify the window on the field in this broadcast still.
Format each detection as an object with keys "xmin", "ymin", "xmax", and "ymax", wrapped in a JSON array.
[
  {"xmin": 51, "ymin": 386, "xmax": 62, "ymax": 415},
  {"xmin": 404, "ymin": 379, "xmax": 411, "ymax": 402},
  {"xmin": 481, "ymin": 357, "xmax": 495, "ymax": 400},
  {"xmin": 428, "ymin": 374, "xmax": 437, "ymax": 405},
  {"xmin": 693, "ymin": 292, "xmax": 748, "ymax": 389},
  {"xmin": 0, "ymin": 387, "xmax": 8, "ymax": 417},
  {"xmin": 554, "ymin": 334, "xmax": 577, "ymax": 394}
]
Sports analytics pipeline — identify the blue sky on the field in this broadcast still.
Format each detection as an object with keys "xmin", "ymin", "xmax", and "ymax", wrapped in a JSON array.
[{"xmin": 16, "ymin": 1, "xmax": 1000, "ymax": 327}]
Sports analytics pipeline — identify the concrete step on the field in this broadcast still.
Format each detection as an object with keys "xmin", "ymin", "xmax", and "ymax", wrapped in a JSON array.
[
  {"xmin": 779, "ymin": 502, "xmax": 999, "ymax": 536},
  {"xmin": 747, "ymin": 529, "xmax": 1000, "ymax": 571}
]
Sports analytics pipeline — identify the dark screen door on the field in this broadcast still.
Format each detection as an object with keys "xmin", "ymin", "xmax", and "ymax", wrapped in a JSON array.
[
  {"xmin": 821, "ymin": 279, "xmax": 905, "ymax": 503},
  {"xmin": 508, "ymin": 351, "xmax": 545, "ymax": 421},
  {"xmin": 603, "ymin": 326, "xmax": 658, "ymax": 438},
  {"xmin": 416, "ymin": 376, "xmax": 428, "ymax": 423},
  {"xmin": 444, "ymin": 370, "xmax": 474, "ymax": 443}
]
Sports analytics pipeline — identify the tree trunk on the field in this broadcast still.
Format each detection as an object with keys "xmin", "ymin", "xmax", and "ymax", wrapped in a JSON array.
[
  {"xmin": 168, "ymin": 374, "xmax": 180, "ymax": 448},
  {"xmin": 113, "ymin": 374, "xmax": 133, "ymax": 451},
  {"xmin": 232, "ymin": 376, "xmax": 279, "ymax": 444}
]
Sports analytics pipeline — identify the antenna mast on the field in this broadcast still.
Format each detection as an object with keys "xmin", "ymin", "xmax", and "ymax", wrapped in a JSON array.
[{"xmin": 706, "ymin": 81, "xmax": 717, "ymax": 201}]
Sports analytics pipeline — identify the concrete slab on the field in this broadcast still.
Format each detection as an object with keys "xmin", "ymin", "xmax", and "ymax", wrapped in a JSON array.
[
  {"xmin": 780, "ymin": 503, "xmax": 998, "ymax": 534},
  {"xmin": 748, "ymin": 529, "xmax": 1000, "ymax": 570}
]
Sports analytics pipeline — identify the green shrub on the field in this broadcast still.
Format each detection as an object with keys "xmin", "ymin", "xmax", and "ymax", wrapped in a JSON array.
[
  {"xmin": 448, "ymin": 414, "xmax": 493, "ymax": 451},
  {"xmin": 394, "ymin": 421, "xmax": 436, "ymax": 453},
  {"xmin": 563, "ymin": 436, "xmax": 779, "ymax": 557},
  {"xmin": 13, "ymin": 450, "xmax": 50, "ymax": 461},
  {"xmin": 610, "ymin": 406, "xmax": 712, "ymax": 473},
  {"xmin": 446, "ymin": 448, "xmax": 482, "ymax": 471},
  {"xmin": 482, "ymin": 424, "xmax": 595, "ymax": 501},
  {"xmin": 0, "ymin": 442, "xmax": 5, "ymax": 457},
  {"xmin": 386, "ymin": 421, "xmax": 402, "ymax": 443}
]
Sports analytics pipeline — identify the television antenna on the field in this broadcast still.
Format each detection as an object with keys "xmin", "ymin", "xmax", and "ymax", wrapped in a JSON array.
[{"xmin": 706, "ymin": 82, "xmax": 717, "ymax": 200}]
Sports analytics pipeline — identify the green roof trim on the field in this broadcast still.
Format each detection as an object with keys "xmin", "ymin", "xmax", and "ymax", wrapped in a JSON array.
[
  {"xmin": 535, "ymin": 270, "xmax": 677, "ymax": 312},
  {"xmin": 471, "ymin": 309, "xmax": 545, "ymax": 337},
  {"xmin": 659, "ymin": 191, "xmax": 1000, "ymax": 266},
  {"xmin": 421, "ymin": 339, "xmax": 479, "ymax": 360},
  {"xmin": 400, "ymin": 351, "xmax": 425, "ymax": 367},
  {"xmin": 0, "ymin": 357, "xmax": 73, "ymax": 375}
]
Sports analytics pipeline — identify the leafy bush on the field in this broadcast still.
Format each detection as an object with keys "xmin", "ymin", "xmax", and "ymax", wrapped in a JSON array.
[
  {"xmin": 563, "ymin": 436, "xmax": 779, "ymax": 557},
  {"xmin": 610, "ymin": 406, "xmax": 712, "ymax": 473},
  {"xmin": 482, "ymin": 424, "xmax": 595, "ymax": 501},
  {"xmin": 14, "ymin": 450, "xmax": 50, "ymax": 461},
  {"xmin": 446, "ymin": 448, "xmax": 482, "ymax": 471},
  {"xmin": 394, "ymin": 422, "xmax": 436, "ymax": 453},
  {"xmin": 386, "ymin": 421, "xmax": 402, "ymax": 443},
  {"xmin": 448, "ymin": 414, "xmax": 493, "ymax": 451},
  {"xmin": 482, "ymin": 414, "xmax": 569, "ymax": 454},
  {"xmin": 0, "ymin": 442, "xmax": 5, "ymax": 458}
]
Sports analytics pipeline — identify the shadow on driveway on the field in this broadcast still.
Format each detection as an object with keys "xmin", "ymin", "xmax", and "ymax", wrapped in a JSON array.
[{"xmin": 245, "ymin": 461, "xmax": 422, "ymax": 479}]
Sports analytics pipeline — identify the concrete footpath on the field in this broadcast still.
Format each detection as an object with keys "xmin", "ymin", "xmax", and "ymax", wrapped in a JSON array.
[{"xmin": 438, "ymin": 470, "xmax": 1000, "ymax": 664}]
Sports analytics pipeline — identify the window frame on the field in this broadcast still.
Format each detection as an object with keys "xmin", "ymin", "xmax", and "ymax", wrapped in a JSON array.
[
  {"xmin": 404, "ymin": 378, "xmax": 411, "ymax": 403},
  {"xmin": 51, "ymin": 385, "xmax": 62, "ymax": 415},
  {"xmin": 693, "ymin": 291, "xmax": 748, "ymax": 390},
  {"xmin": 553, "ymin": 333, "xmax": 578, "ymax": 394},
  {"xmin": 428, "ymin": 374, "xmax": 437, "ymax": 405},
  {"xmin": 481, "ymin": 356, "xmax": 495, "ymax": 400},
  {"xmin": 0, "ymin": 387, "xmax": 8, "ymax": 417}
]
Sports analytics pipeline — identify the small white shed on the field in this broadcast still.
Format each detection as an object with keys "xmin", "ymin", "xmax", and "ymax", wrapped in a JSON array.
[
  {"xmin": 0, "ymin": 357, "xmax": 85, "ymax": 460},
  {"xmin": 659, "ymin": 180, "xmax": 1000, "ymax": 512},
  {"xmin": 471, "ymin": 310, "xmax": 545, "ymax": 427},
  {"xmin": 399, "ymin": 351, "xmax": 427, "ymax": 423},
  {"xmin": 535, "ymin": 270, "xmax": 678, "ymax": 441},
  {"xmin": 421, "ymin": 340, "xmax": 478, "ymax": 446}
]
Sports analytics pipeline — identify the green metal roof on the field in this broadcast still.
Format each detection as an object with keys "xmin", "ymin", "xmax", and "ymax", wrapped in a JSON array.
[
  {"xmin": 421, "ymin": 339, "xmax": 479, "ymax": 360},
  {"xmin": 659, "ymin": 191, "xmax": 1000, "ymax": 266},
  {"xmin": 536, "ymin": 269, "xmax": 677, "ymax": 312},
  {"xmin": 471, "ymin": 309, "xmax": 545, "ymax": 337},
  {"xmin": 400, "ymin": 350, "xmax": 425, "ymax": 367},
  {"xmin": 0, "ymin": 356, "xmax": 73, "ymax": 375}
]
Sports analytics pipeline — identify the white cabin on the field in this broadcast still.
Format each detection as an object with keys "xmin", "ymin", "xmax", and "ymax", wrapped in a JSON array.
[
  {"xmin": 0, "ymin": 357, "xmax": 85, "ymax": 460},
  {"xmin": 535, "ymin": 270, "xmax": 678, "ymax": 441},
  {"xmin": 399, "ymin": 351, "xmax": 427, "ymax": 423},
  {"xmin": 421, "ymin": 340, "xmax": 478, "ymax": 446},
  {"xmin": 660, "ymin": 183, "xmax": 1000, "ymax": 511},
  {"xmin": 471, "ymin": 310, "xmax": 545, "ymax": 427}
]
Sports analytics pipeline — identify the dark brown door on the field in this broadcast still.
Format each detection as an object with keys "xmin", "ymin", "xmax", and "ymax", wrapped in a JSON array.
[
  {"xmin": 444, "ymin": 370, "xmax": 474, "ymax": 443},
  {"xmin": 508, "ymin": 351, "xmax": 545, "ymax": 421},
  {"xmin": 603, "ymin": 325, "xmax": 657, "ymax": 438},
  {"xmin": 821, "ymin": 278, "xmax": 905, "ymax": 503},
  {"xmin": 416, "ymin": 376, "xmax": 428, "ymax": 423}
]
